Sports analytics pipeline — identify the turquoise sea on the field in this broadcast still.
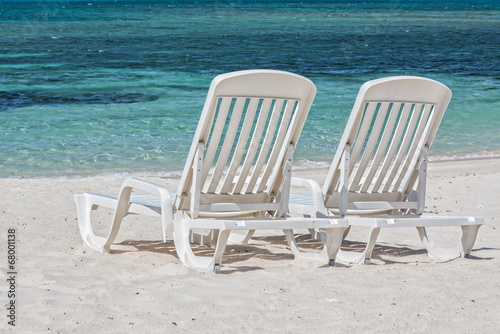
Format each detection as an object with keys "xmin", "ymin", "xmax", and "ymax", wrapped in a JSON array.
[{"xmin": 1, "ymin": 0, "xmax": 499, "ymax": 178}]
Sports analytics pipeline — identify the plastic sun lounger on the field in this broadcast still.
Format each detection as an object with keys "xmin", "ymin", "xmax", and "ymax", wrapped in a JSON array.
[
  {"xmin": 75, "ymin": 70, "xmax": 348, "ymax": 273},
  {"xmin": 289, "ymin": 76, "xmax": 483, "ymax": 265}
]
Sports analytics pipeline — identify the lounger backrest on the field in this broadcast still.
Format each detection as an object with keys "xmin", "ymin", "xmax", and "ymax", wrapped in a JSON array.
[
  {"xmin": 323, "ymin": 76, "xmax": 451, "ymax": 213},
  {"xmin": 176, "ymin": 70, "xmax": 317, "ymax": 218}
]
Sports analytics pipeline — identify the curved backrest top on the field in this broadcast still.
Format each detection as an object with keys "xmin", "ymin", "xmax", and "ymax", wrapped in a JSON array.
[
  {"xmin": 357, "ymin": 76, "xmax": 451, "ymax": 105},
  {"xmin": 207, "ymin": 69, "xmax": 317, "ymax": 100}
]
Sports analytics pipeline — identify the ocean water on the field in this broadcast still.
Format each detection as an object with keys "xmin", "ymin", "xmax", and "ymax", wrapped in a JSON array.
[{"xmin": 1, "ymin": 0, "xmax": 499, "ymax": 178}]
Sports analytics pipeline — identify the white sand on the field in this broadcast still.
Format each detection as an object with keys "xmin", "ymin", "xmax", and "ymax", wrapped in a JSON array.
[{"xmin": 1, "ymin": 158, "xmax": 499, "ymax": 332}]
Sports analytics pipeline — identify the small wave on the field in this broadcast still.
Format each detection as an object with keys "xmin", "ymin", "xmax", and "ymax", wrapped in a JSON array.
[
  {"xmin": 293, "ymin": 152, "xmax": 500, "ymax": 172},
  {"xmin": 293, "ymin": 159, "xmax": 331, "ymax": 170},
  {"xmin": 89, "ymin": 169, "xmax": 184, "ymax": 179},
  {"xmin": 428, "ymin": 151, "xmax": 500, "ymax": 162},
  {"xmin": 0, "ymin": 170, "xmax": 182, "ymax": 180}
]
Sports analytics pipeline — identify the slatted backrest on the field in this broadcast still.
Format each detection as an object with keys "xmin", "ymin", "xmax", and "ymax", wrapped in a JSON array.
[
  {"xmin": 175, "ymin": 70, "xmax": 316, "ymax": 217},
  {"xmin": 323, "ymin": 76, "xmax": 451, "ymax": 211}
]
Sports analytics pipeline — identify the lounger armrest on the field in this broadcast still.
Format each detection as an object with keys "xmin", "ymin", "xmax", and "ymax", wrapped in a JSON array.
[
  {"xmin": 119, "ymin": 178, "xmax": 174, "ymax": 220},
  {"xmin": 291, "ymin": 177, "xmax": 329, "ymax": 216},
  {"xmin": 291, "ymin": 176, "xmax": 321, "ymax": 192},
  {"xmin": 121, "ymin": 178, "xmax": 171, "ymax": 200}
]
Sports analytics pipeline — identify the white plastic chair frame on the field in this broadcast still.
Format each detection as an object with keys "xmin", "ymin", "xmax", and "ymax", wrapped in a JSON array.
[
  {"xmin": 75, "ymin": 70, "xmax": 347, "ymax": 273},
  {"xmin": 290, "ymin": 76, "xmax": 483, "ymax": 265}
]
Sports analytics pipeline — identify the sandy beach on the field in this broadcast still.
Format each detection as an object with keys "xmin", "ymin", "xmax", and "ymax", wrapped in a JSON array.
[{"xmin": 1, "ymin": 158, "xmax": 499, "ymax": 333}]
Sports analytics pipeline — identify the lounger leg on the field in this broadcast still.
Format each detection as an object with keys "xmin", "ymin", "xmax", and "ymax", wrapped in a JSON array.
[
  {"xmin": 336, "ymin": 227, "xmax": 381, "ymax": 265},
  {"xmin": 74, "ymin": 194, "xmax": 126, "ymax": 253},
  {"xmin": 360, "ymin": 227, "xmax": 381, "ymax": 265},
  {"xmin": 183, "ymin": 227, "xmax": 235, "ymax": 272},
  {"xmin": 173, "ymin": 212, "xmax": 214, "ymax": 270},
  {"xmin": 212, "ymin": 230, "xmax": 231, "ymax": 274},
  {"xmin": 284, "ymin": 229, "xmax": 328, "ymax": 263},
  {"xmin": 174, "ymin": 212, "xmax": 233, "ymax": 272},
  {"xmin": 324, "ymin": 227, "xmax": 347, "ymax": 266},
  {"xmin": 75, "ymin": 194, "xmax": 106, "ymax": 252},
  {"xmin": 460, "ymin": 225, "xmax": 481, "ymax": 258},
  {"xmin": 285, "ymin": 227, "xmax": 346, "ymax": 266},
  {"xmin": 416, "ymin": 226, "xmax": 461, "ymax": 260}
]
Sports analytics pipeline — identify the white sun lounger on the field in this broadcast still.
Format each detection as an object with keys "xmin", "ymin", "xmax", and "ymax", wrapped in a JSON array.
[
  {"xmin": 289, "ymin": 76, "xmax": 483, "ymax": 265},
  {"xmin": 75, "ymin": 70, "xmax": 348, "ymax": 272}
]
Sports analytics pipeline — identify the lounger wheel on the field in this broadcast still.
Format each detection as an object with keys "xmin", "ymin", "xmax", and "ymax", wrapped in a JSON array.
[
  {"xmin": 364, "ymin": 258, "xmax": 371, "ymax": 265},
  {"xmin": 329, "ymin": 259, "xmax": 335, "ymax": 267},
  {"xmin": 214, "ymin": 264, "xmax": 221, "ymax": 274}
]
